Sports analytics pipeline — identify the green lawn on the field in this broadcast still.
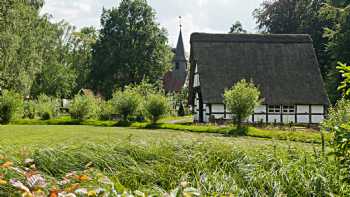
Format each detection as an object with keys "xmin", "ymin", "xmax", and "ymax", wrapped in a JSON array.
[
  {"xmin": 0, "ymin": 125, "xmax": 312, "ymax": 151},
  {"xmin": 0, "ymin": 125, "xmax": 347, "ymax": 196}
]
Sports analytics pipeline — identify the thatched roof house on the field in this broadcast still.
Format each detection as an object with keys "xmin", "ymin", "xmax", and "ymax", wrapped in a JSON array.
[{"xmin": 189, "ymin": 33, "xmax": 329, "ymax": 124}]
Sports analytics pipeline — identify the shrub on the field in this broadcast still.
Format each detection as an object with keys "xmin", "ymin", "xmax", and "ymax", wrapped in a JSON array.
[
  {"xmin": 98, "ymin": 100, "xmax": 114, "ymax": 121},
  {"xmin": 69, "ymin": 94, "xmax": 95, "ymax": 121},
  {"xmin": 36, "ymin": 94, "xmax": 59, "ymax": 120},
  {"xmin": 144, "ymin": 94, "xmax": 170, "ymax": 124},
  {"xmin": 337, "ymin": 62, "xmax": 350, "ymax": 96},
  {"xmin": 322, "ymin": 98, "xmax": 350, "ymax": 182},
  {"xmin": 322, "ymin": 98, "xmax": 350, "ymax": 132},
  {"xmin": 0, "ymin": 90, "xmax": 23, "ymax": 124},
  {"xmin": 23, "ymin": 100, "xmax": 36, "ymax": 119},
  {"xmin": 224, "ymin": 79, "xmax": 262, "ymax": 130},
  {"xmin": 111, "ymin": 90, "xmax": 141, "ymax": 121}
]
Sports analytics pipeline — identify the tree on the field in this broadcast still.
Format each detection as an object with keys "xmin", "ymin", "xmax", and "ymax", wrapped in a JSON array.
[
  {"xmin": 320, "ymin": 2, "xmax": 350, "ymax": 103},
  {"xmin": 144, "ymin": 94, "xmax": 170, "ymax": 124},
  {"xmin": 90, "ymin": 0, "xmax": 173, "ymax": 97},
  {"xmin": 70, "ymin": 27, "xmax": 97, "ymax": 93},
  {"xmin": 0, "ymin": 0, "xmax": 47, "ymax": 95},
  {"xmin": 229, "ymin": 21, "xmax": 247, "ymax": 33},
  {"xmin": 224, "ymin": 80, "xmax": 262, "ymax": 130}
]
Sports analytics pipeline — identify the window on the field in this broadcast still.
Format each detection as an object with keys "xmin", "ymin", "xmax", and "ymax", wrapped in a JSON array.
[
  {"xmin": 175, "ymin": 62, "xmax": 180, "ymax": 70},
  {"xmin": 268, "ymin": 105, "xmax": 281, "ymax": 113},
  {"xmin": 282, "ymin": 105, "xmax": 295, "ymax": 114}
]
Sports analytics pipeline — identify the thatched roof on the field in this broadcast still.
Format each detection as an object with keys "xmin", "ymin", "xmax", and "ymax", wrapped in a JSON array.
[{"xmin": 189, "ymin": 33, "xmax": 329, "ymax": 105}]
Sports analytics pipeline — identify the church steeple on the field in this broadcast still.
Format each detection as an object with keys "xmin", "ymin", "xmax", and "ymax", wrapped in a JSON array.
[{"xmin": 175, "ymin": 16, "xmax": 186, "ymax": 62}]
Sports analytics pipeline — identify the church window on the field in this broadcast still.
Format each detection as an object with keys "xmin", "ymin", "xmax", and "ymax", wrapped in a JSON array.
[{"xmin": 175, "ymin": 62, "xmax": 180, "ymax": 70}]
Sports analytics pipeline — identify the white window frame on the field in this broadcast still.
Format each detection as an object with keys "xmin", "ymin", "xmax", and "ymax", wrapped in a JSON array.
[
  {"xmin": 268, "ymin": 105, "xmax": 281, "ymax": 113},
  {"xmin": 282, "ymin": 105, "xmax": 296, "ymax": 114}
]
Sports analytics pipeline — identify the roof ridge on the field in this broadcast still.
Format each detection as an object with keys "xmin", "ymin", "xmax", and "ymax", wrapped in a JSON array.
[{"xmin": 190, "ymin": 33, "xmax": 313, "ymax": 44}]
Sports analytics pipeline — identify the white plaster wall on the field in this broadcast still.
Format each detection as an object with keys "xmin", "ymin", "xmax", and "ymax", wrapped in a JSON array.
[
  {"xmin": 212, "ymin": 104, "xmax": 225, "ymax": 112},
  {"xmin": 312, "ymin": 115, "xmax": 324, "ymax": 123},
  {"xmin": 297, "ymin": 105, "xmax": 309, "ymax": 113},
  {"xmin": 268, "ymin": 115, "xmax": 281, "ymax": 123},
  {"xmin": 245, "ymin": 116, "xmax": 253, "ymax": 123},
  {"xmin": 203, "ymin": 104, "xmax": 209, "ymax": 122},
  {"xmin": 194, "ymin": 74, "xmax": 200, "ymax": 87},
  {"xmin": 312, "ymin": 105, "xmax": 324, "ymax": 114},
  {"xmin": 297, "ymin": 115, "xmax": 309, "ymax": 123},
  {"xmin": 194, "ymin": 93, "xmax": 199, "ymax": 121},
  {"xmin": 282, "ymin": 115, "xmax": 295, "ymax": 123},
  {"xmin": 255, "ymin": 115, "xmax": 266, "ymax": 123},
  {"xmin": 255, "ymin": 105, "xmax": 267, "ymax": 113}
]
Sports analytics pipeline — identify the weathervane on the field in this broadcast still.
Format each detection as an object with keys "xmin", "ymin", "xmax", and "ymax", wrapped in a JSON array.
[{"xmin": 179, "ymin": 16, "xmax": 182, "ymax": 30}]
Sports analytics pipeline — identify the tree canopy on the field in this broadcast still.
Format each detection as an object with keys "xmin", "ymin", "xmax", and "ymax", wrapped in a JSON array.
[{"xmin": 90, "ymin": 0, "xmax": 172, "ymax": 97}]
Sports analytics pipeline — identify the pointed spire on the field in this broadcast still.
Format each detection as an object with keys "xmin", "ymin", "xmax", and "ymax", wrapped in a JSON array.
[{"xmin": 175, "ymin": 16, "xmax": 186, "ymax": 61}]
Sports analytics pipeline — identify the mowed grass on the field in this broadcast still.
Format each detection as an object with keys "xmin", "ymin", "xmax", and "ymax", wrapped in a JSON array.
[
  {"xmin": 0, "ymin": 125, "xmax": 312, "ymax": 151},
  {"xmin": 0, "ymin": 125, "xmax": 348, "ymax": 195}
]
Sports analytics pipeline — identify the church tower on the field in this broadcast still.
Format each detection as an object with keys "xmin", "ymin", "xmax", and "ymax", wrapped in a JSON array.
[{"xmin": 163, "ymin": 17, "xmax": 188, "ymax": 93}]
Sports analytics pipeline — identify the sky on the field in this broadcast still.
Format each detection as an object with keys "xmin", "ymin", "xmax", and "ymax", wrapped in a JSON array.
[{"xmin": 41, "ymin": 0, "xmax": 264, "ymax": 51}]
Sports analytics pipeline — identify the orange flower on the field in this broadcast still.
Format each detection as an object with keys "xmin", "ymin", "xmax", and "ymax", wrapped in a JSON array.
[
  {"xmin": 49, "ymin": 189, "xmax": 59, "ymax": 197},
  {"xmin": 0, "ymin": 161, "xmax": 13, "ymax": 168},
  {"xmin": 65, "ymin": 183, "xmax": 80, "ymax": 193},
  {"xmin": 0, "ymin": 179, "xmax": 7, "ymax": 185},
  {"xmin": 75, "ymin": 175, "xmax": 90, "ymax": 182}
]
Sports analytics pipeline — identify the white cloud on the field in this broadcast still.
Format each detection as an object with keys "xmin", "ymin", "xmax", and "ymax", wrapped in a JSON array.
[{"xmin": 42, "ymin": 0, "xmax": 264, "ymax": 51}]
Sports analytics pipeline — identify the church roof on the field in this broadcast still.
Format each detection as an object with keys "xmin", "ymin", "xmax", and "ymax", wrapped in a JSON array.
[
  {"xmin": 189, "ymin": 33, "xmax": 330, "ymax": 105},
  {"xmin": 174, "ymin": 30, "xmax": 186, "ymax": 61}
]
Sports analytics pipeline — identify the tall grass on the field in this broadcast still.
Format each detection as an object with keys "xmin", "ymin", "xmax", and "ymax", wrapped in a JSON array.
[{"xmin": 1, "ymin": 138, "xmax": 349, "ymax": 195}]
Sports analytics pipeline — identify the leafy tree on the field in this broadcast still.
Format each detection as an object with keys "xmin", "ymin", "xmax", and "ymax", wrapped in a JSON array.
[
  {"xmin": 70, "ymin": 27, "xmax": 97, "ymax": 93},
  {"xmin": 0, "ymin": 0, "xmax": 46, "ymax": 95},
  {"xmin": 144, "ymin": 94, "xmax": 170, "ymax": 124},
  {"xmin": 320, "ymin": 2, "xmax": 350, "ymax": 103},
  {"xmin": 229, "ymin": 21, "xmax": 247, "ymax": 33},
  {"xmin": 224, "ymin": 80, "xmax": 262, "ymax": 130},
  {"xmin": 91, "ymin": 0, "xmax": 173, "ymax": 97},
  {"xmin": 0, "ymin": 90, "xmax": 23, "ymax": 124}
]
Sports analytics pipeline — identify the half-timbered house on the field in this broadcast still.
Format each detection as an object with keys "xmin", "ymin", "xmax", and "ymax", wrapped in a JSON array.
[{"xmin": 188, "ymin": 33, "xmax": 330, "ymax": 124}]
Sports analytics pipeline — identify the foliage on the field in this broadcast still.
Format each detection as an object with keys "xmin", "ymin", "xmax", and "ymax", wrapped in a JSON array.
[
  {"xmin": 0, "ymin": 0, "xmax": 46, "ymax": 95},
  {"xmin": 90, "ymin": 0, "xmax": 173, "ymax": 97},
  {"xmin": 0, "ymin": 126, "xmax": 348, "ymax": 195},
  {"xmin": 224, "ymin": 80, "xmax": 262, "ymax": 129},
  {"xmin": 70, "ymin": 27, "xmax": 97, "ymax": 93},
  {"xmin": 337, "ymin": 62, "xmax": 350, "ymax": 96},
  {"xmin": 111, "ymin": 89, "xmax": 141, "ymax": 121},
  {"xmin": 23, "ymin": 100, "xmax": 36, "ymax": 119},
  {"xmin": 0, "ymin": 90, "xmax": 23, "ymax": 124},
  {"xmin": 143, "ymin": 94, "xmax": 170, "ymax": 124},
  {"xmin": 322, "ymin": 98, "xmax": 350, "ymax": 182},
  {"xmin": 97, "ymin": 100, "xmax": 114, "ymax": 121},
  {"xmin": 322, "ymin": 98, "xmax": 350, "ymax": 132},
  {"xmin": 69, "ymin": 94, "xmax": 98, "ymax": 121},
  {"xmin": 35, "ymin": 94, "xmax": 58, "ymax": 120},
  {"xmin": 229, "ymin": 21, "xmax": 247, "ymax": 33}
]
